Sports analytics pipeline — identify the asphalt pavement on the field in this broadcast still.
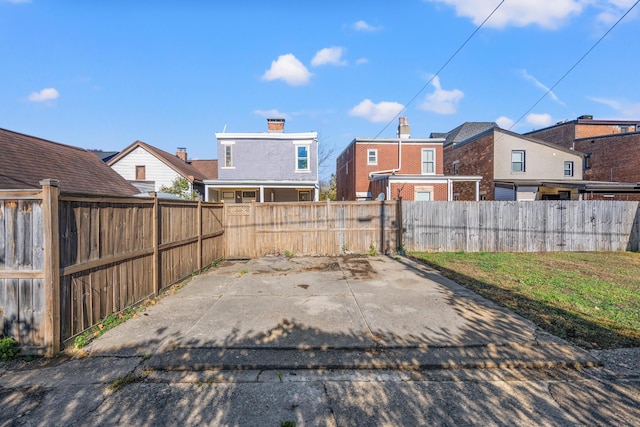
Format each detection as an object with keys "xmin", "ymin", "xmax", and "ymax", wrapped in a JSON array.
[{"xmin": 1, "ymin": 255, "xmax": 639, "ymax": 426}]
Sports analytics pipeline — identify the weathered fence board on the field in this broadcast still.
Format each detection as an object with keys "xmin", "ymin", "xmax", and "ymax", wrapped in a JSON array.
[
  {"xmin": 225, "ymin": 201, "xmax": 399, "ymax": 258},
  {"xmin": 1, "ymin": 187, "xmax": 224, "ymax": 354},
  {"xmin": 402, "ymin": 201, "xmax": 640, "ymax": 253}
]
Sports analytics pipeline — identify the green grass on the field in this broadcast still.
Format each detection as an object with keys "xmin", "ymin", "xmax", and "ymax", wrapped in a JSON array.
[
  {"xmin": 107, "ymin": 373, "xmax": 146, "ymax": 391},
  {"xmin": 409, "ymin": 251, "xmax": 640, "ymax": 349}
]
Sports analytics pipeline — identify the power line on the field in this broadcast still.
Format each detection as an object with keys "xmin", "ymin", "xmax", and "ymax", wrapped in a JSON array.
[
  {"xmin": 509, "ymin": 0, "xmax": 640, "ymax": 130},
  {"xmin": 372, "ymin": 0, "xmax": 506, "ymax": 140},
  {"xmin": 336, "ymin": 1, "xmax": 505, "ymax": 176}
]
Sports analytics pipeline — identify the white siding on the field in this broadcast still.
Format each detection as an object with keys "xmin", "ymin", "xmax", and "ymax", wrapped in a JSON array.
[
  {"xmin": 493, "ymin": 132, "xmax": 583, "ymax": 181},
  {"xmin": 110, "ymin": 146, "xmax": 183, "ymax": 192}
]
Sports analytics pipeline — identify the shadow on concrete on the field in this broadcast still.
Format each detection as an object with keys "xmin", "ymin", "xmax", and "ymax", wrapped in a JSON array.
[{"xmin": 2, "ymin": 255, "xmax": 640, "ymax": 426}]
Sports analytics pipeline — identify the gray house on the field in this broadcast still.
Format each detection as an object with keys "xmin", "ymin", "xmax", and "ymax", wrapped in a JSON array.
[{"xmin": 205, "ymin": 118, "xmax": 319, "ymax": 203}]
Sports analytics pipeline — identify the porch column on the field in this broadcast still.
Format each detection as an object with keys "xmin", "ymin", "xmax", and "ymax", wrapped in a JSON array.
[
  {"xmin": 475, "ymin": 181, "xmax": 480, "ymax": 201},
  {"xmin": 447, "ymin": 179, "xmax": 452, "ymax": 201},
  {"xmin": 259, "ymin": 185, "xmax": 264, "ymax": 203}
]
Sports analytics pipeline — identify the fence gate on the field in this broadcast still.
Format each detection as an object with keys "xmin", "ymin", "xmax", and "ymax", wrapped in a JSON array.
[{"xmin": 224, "ymin": 204, "xmax": 256, "ymax": 259}]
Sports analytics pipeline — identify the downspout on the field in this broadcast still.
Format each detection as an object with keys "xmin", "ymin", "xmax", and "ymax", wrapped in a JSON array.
[{"xmin": 369, "ymin": 138, "xmax": 402, "ymax": 179}]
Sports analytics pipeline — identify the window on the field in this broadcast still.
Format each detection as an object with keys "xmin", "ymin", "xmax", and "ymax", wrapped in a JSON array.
[
  {"xmin": 367, "ymin": 149, "xmax": 378, "ymax": 165},
  {"xmin": 511, "ymin": 150, "xmax": 525, "ymax": 172},
  {"xmin": 135, "ymin": 165, "xmax": 145, "ymax": 180},
  {"xmin": 298, "ymin": 190, "xmax": 311, "ymax": 201},
  {"xmin": 584, "ymin": 152, "xmax": 592, "ymax": 170},
  {"xmin": 415, "ymin": 186, "xmax": 434, "ymax": 201},
  {"xmin": 452, "ymin": 161, "xmax": 459, "ymax": 175},
  {"xmin": 564, "ymin": 161, "xmax": 574, "ymax": 177},
  {"xmin": 296, "ymin": 145, "xmax": 309, "ymax": 171},
  {"xmin": 224, "ymin": 145, "xmax": 233, "ymax": 167},
  {"xmin": 242, "ymin": 191, "xmax": 256, "ymax": 202},
  {"xmin": 221, "ymin": 191, "xmax": 234, "ymax": 203},
  {"xmin": 422, "ymin": 149, "xmax": 435, "ymax": 174},
  {"xmin": 415, "ymin": 191, "xmax": 433, "ymax": 201}
]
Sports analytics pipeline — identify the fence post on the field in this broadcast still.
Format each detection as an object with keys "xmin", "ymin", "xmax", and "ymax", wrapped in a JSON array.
[
  {"xmin": 197, "ymin": 200, "xmax": 203, "ymax": 271},
  {"xmin": 41, "ymin": 179, "xmax": 60, "ymax": 357},
  {"xmin": 152, "ymin": 192, "xmax": 160, "ymax": 295},
  {"xmin": 396, "ymin": 198, "xmax": 403, "ymax": 252}
]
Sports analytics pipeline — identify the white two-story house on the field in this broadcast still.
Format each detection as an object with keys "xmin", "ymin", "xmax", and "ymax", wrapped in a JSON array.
[{"xmin": 205, "ymin": 118, "xmax": 319, "ymax": 203}]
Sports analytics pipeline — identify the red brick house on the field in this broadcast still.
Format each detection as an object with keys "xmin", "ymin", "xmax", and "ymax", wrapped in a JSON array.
[
  {"xmin": 336, "ymin": 118, "xmax": 481, "ymax": 201},
  {"xmin": 525, "ymin": 115, "xmax": 640, "ymax": 185}
]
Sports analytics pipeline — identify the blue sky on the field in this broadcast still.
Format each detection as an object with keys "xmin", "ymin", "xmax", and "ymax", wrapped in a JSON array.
[{"xmin": 1, "ymin": 0, "xmax": 639, "ymax": 181}]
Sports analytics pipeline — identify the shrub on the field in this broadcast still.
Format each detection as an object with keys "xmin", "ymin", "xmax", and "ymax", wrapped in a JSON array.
[{"xmin": 0, "ymin": 336, "xmax": 20, "ymax": 361}]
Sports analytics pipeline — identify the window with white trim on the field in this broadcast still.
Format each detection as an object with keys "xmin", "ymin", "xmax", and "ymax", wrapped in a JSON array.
[
  {"xmin": 415, "ymin": 185, "xmax": 434, "ymax": 201},
  {"xmin": 452, "ymin": 161, "xmax": 459, "ymax": 175},
  {"xmin": 224, "ymin": 145, "xmax": 233, "ymax": 168},
  {"xmin": 296, "ymin": 145, "xmax": 309, "ymax": 171},
  {"xmin": 367, "ymin": 149, "xmax": 378, "ymax": 165},
  {"xmin": 421, "ymin": 149, "xmax": 435, "ymax": 174},
  {"xmin": 242, "ymin": 191, "xmax": 256, "ymax": 203},
  {"xmin": 564, "ymin": 161, "xmax": 574, "ymax": 177},
  {"xmin": 511, "ymin": 150, "xmax": 525, "ymax": 172}
]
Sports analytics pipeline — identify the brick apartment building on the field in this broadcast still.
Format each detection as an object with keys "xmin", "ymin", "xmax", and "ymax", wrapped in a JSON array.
[
  {"xmin": 526, "ymin": 115, "xmax": 640, "ymax": 183},
  {"xmin": 336, "ymin": 118, "xmax": 481, "ymax": 201}
]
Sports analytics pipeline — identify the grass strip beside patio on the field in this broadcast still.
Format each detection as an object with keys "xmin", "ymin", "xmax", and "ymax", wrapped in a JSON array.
[{"xmin": 408, "ymin": 251, "xmax": 640, "ymax": 350}]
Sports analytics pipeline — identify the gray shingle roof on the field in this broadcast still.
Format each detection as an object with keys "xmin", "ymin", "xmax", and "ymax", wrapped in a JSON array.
[{"xmin": 437, "ymin": 122, "xmax": 498, "ymax": 146}]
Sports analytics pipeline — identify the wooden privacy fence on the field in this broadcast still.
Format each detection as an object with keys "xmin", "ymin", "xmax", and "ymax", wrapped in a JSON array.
[
  {"xmin": 4, "ymin": 193, "xmax": 640, "ymax": 356},
  {"xmin": 402, "ymin": 200, "xmax": 640, "ymax": 253},
  {"xmin": 0, "ymin": 181, "xmax": 224, "ymax": 356},
  {"xmin": 224, "ymin": 201, "xmax": 400, "ymax": 258}
]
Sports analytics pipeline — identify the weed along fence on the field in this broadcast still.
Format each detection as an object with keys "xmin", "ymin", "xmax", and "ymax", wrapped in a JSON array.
[
  {"xmin": 402, "ymin": 200, "xmax": 640, "ymax": 253},
  {"xmin": 0, "ymin": 181, "xmax": 224, "ymax": 356},
  {"xmin": 224, "ymin": 201, "xmax": 400, "ymax": 258}
]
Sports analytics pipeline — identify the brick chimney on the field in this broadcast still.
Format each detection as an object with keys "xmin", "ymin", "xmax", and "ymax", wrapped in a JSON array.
[
  {"xmin": 267, "ymin": 118, "xmax": 285, "ymax": 133},
  {"xmin": 176, "ymin": 147, "xmax": 187, "ymax": 162},
  {"xmin": 397, "ymin": 117, "xmax": 410, "ymax": 139}
]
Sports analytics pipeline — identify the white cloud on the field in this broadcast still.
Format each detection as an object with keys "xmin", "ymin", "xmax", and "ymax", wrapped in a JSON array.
[
  {"xmin": 519, "ymin": 70, "xmax": 565, "ymax": 106},
  {"xmin": 262, "ymin": 54, "xmax": 312, "ymax": 86},
  {"xmin": 352, "ymin": 20, "xmax": 383, "ymax": 32},
  {"xmin": 349, "ymin": 99, "xmax": 405, "ymax": 123},
  {"xmin": 425, "ymin": 0, "xmax": 583, "ymax": 29},
  {"xmin": 526, "ymin": 113, "xmax": 554, "ymax": 127},
  {"xmin": 419, "ymin": 76, "xmax": 464, "ymax": 115},
  {"xmin": 311, "ymin": 47, "xmax": 347, "ymax": 67},
  {"xmin": 496, "ymin": 116, "xmax": 515, "ymax": 130},
  {"xmin": 596, "ymin": 0, "xmax": 639, "ymax": 25},
  {"xmin": 254, "ymin": 109, "xmax": 291, "ymax": 120},
  {"xmin": 27, "ymin": 87, "xmax": 59, "ymax": 102},
  {"xmin": 589, "ymin": 96, "xmax": 640, "ymax": 118},
  {"xmin": 356, "ymin": 58, "xmax": 369, "ymax": 65}
]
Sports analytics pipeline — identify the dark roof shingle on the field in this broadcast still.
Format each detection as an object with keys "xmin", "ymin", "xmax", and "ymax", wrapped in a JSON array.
[
  {"xmin": 0, "ymin": 128, "xmax": 138, "ymax": 196},
  {"xmin": 191, "ymin": 159, "xmax": 218, "ymax": 180}
]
